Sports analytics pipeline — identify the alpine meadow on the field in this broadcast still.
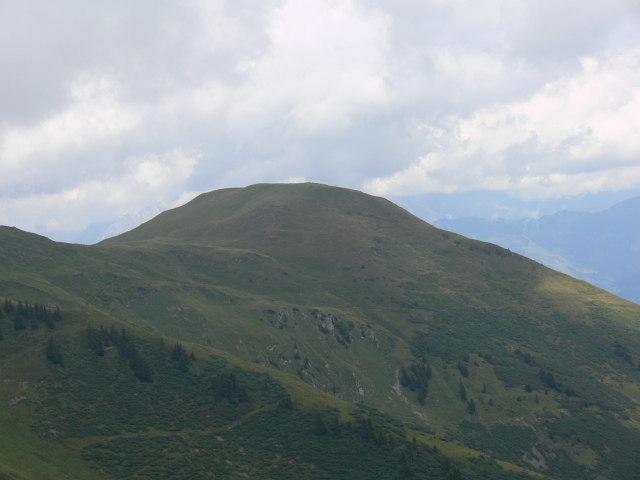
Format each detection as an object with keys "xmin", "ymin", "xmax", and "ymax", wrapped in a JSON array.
[{"xmin": 1, "ymin": 183, "xmax": 640, "ymax": 479}]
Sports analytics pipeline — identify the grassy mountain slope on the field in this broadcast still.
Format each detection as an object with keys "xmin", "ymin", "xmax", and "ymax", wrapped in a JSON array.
[
  {"xmin": 0, "ymin": 299, "xmax": 532, "ymax": 480},
  {"xmin": 2, "ymin": 183, "xmax": 640, "ymax": 478}
]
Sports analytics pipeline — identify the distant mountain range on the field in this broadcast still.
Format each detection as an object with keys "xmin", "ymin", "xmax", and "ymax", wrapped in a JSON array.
[
  {"xmin": 96, "ymin": 202, "xmax": 169, "ymax": 242},
  {"xmin": 61, "ymin": 202, "xmax": 170, "ymax": 244},
  {"xmin": 434, "ymin": 196, "xmax": 640, "ymax": 305}
]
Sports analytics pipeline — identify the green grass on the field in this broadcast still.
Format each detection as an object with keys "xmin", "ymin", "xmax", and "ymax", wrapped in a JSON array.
[
  {"xmin": 0, "ymin": 301, "xmax": 532, "ymax": 479},
  {"xmin": 2, "ymin": 183, "xmax": 640, "ymax": 478}
]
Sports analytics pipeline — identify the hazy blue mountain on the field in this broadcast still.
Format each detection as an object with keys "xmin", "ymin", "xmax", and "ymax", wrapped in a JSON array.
[
  {"xmin": 96, "ymin": 202, "xmax": 169, "ymax": 242},
  {"xmin": 434, "ymin": 196, "xmax": 640, "ymax": 304},
  {"xmin": 55, "ymin": 202, "xmax": 170, "ymax": 244},
  {"xmin": 389, "ymin": 188, "xmax": 640, "ymax": 223}
]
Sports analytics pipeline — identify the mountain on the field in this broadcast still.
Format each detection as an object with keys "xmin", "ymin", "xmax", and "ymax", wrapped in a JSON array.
[
  {"xmin": 388, "ymin": 189, "xmax": 640, "ymax": 223},
  {"xmin": 1, "ymin": 183, "xmax": 640, "ymax": 479},
  {"xmin": 97, "ymin": 202, "xmax": 169, "ymax": 242},
  {"xmin": 434, "ymin": 196, "xmax": 640, "ymax": 304},
  {"xmin": 53, "ymin": 202, "xmax": 170, "ymax": 245}
]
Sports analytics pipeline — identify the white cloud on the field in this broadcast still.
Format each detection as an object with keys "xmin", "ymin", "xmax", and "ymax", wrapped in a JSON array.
[
  {"xmin": 364, "ymin": 48, "xmax": 640, "ymax": 199},
  {"xmin": 1, "ymin": 0, "xmax": 640, "ymax": 238},
  {"xmin": 0, "ymin": 149, "xmax": 198, "ymax": 234},
  {"xmin": 0, "ymin": 73, "xmax": 139, "ymax": 189},
  {"xmin": 285, "ymin": 176, "xmax": 308, "ymax": 184},
  {"xmin": 227, "ymin": 0, "xmax": 391, "ymax": 137},
  {"xmin": 435, "ymin": 50, "xmax": 506, "ymax": 86}
]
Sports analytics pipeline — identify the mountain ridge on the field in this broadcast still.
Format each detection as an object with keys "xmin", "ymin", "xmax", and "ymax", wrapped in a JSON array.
[{"xmin": 1, "ymin": 183, "xmax": 640, "ymax": 478}]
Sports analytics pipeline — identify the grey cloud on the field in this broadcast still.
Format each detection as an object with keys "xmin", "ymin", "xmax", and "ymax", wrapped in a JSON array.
[{"xmin": 1, "ymin": 0, "xmax": 640, "ymax": 239}]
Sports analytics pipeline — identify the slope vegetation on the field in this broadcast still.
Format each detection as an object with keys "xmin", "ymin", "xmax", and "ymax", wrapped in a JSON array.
[{"xmin": 1, "ymin": 183, "xmax": 640, "ymax": 479}]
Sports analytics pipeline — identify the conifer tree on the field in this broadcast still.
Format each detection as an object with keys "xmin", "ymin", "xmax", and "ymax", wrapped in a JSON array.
[
  {"xmin": 99, "ymin": 325, "xmax": 110, "ymax": 347},
  {"xmin": 418, "ymin": 388, "xmax": 426, "ymax": 406},
  {"xmin": 14, "ymin": 314, "xmax": 26, "ymax": 330},
  {"xmin": 313, "ymin": 412, "xmax": 328, "ymax": 435},
  {"xmin": 3, "ymin": 298, "xmax": 13, "ymax": 313},
  {"xmin": 42, "ymin": 307, "xmax": 53, "ymax": 329},
  {"xmin": 45, "ymin": 337, "xmax": 64, "ymax": 366},
  {"xmin": 134, "ymin": 358, "xmax": 153, "ymax": 382},
  {"xmin": 332, "ymin": 416, "xmax": 341, "ymax": 437},
  {"xmin": 109, "ymin": 325, "xmax": 119, "ymax": 346},
  {"xmin": 459, "ymin": 380, "xmax": 467, "ymax": 401},
  {"xmin": 87, "ymin": 325, "xmax": 100, "ymax": 350},
  {"xmin": 399, "ymin": 452, "xmax": 414, "ymax": 478},
  {"xmin": 173, "ymin": 342, "xmax": 183, "ymax": 361}
]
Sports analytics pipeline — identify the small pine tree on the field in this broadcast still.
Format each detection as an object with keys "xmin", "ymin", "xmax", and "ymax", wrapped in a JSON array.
[
  {"xmin": 313, "ymin": 412, "xmax": 328, "ymax": 436},
  {"xmin": 546, "ymin": 372, "xmax": 556, "ymax": 389},
  {"xmin": 45, "ymin": 337, "xmax": 64, "ymax": 366},
  {"xmin": 179, "ymin": 354, "xmax": 189, "ymax": 372},
  {"xmin": 468, "ymin": 399, "xmax": 476, "ymax": 414},
  {"xmin": 42, "ymin": 308, "xmax": 53, "ymax": 329},
  {"xmin": 87, "ymin": 325, "xmax": 95, "ymax": 347},
  {"xmin": 99, "ymin": 325, "xmax": 110, "ymax": 347},
  {"xmin": 400, "ymin": 452, "xmax": 414, "ymax": 479},
  {"xmin": 173, "ymin": 342, "xmax": 183, "ymax": 361},
  {"xmin": 459, "ymin": 380, "xmax": 467, "ymax": 401},
  {"xmin": 109, "ymin": 325, "xmax": 119, "ymax": 346},
  {"xmin": 14, "ymin": 315, "xmax": 26, "ymax": 330},
  {"xmin": 4, "ymin": 298, "xmax": 14, "ymax": 313},
  {"xmin": 134, "ymin": 359, "xmax": 153, "ymax": 382},
  {"xmin": 418, "ymin": 388, "xmax": 426, "ymax": 406},
  {"xmin": 332, "ymin": 416, "xmax": 341, "ymax": 437},
  {"xmin": 400, "ymin": 367, "xmax": 410, "ymax": 388},
  {"xmin": 279, "ymin": 395, "xmax": 294, "ymax": 409}
]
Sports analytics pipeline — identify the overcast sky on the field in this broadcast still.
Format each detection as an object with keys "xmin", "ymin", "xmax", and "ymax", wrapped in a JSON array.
[{"xmin": 2, "ymin": 0, "xmax": 640, "ymax": 239}]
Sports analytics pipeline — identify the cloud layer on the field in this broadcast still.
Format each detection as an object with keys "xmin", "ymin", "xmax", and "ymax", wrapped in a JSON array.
[
  {"xmin": 1, "ymin": 0, "xmax": 639, "ymax": 237},
  {"xmin": 365, "ymin": 49, "xmax": 640, "ymax": 198}
]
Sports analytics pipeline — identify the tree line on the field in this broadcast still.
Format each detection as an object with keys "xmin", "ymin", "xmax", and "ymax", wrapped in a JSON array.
[
  {"xmin": 87, "ymin": 324, "xmax": 154, "ymax": 382},
  {"xmin": 2, "ymin": 298, "xmax": 62, "ymax": 331}
]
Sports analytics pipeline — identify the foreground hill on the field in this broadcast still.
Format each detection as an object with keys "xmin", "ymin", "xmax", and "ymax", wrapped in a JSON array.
[
  {"xmin": 2, "ymin": 299, "xmax": 490, "ymax": 479},
  {"xmin": 2, "ymin": 183, "xmax": 640, "ymax": 479},
  {"xmin": 435, "ymin": 196, "xmax": 640, "ymax": 304}
]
